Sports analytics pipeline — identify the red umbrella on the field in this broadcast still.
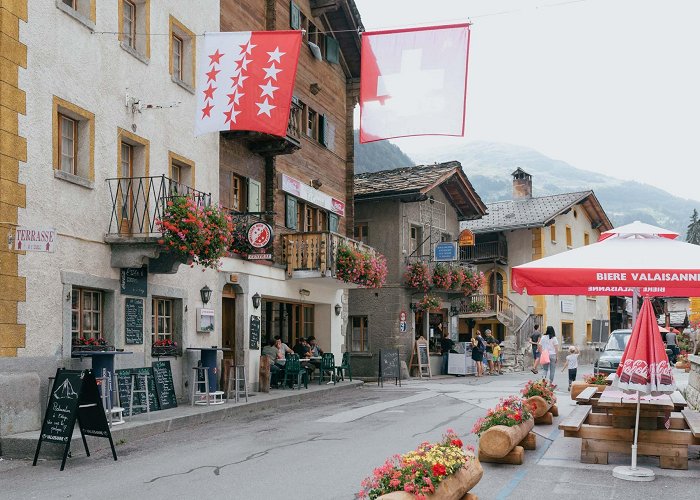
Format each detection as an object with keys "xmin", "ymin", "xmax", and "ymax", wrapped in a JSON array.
[{"xmin": 610, "ymin": 297, "xmax": 676, "ymax": 481}]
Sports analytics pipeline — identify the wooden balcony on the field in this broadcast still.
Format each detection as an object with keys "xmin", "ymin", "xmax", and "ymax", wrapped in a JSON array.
[
  {"xmin": 221, "ymin": 100, "xmax": 302, "ymax": 157},
  {"xmin": 459, "ymin": 241, "xmax": 507, "ymax": 264},
  {"xmin": 282, "ymin": 231, "xmax": 376, "ymax": 285}
]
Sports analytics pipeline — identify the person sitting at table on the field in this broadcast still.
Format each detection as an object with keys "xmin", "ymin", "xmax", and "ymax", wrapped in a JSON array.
[
  {"xmin": 274, "ymin": 336, "xmax": 293, "ymax": 360},
  {"xmin": 293, "ymin": 337, "xmax": 316, "ymax": 378},
  {"xmin": 261, "ymin": 339, "xmax": 282, "ymax": 387},
  {"xmin": 307, "ymin": 336, "xmax": 324, "ymax": 357}
]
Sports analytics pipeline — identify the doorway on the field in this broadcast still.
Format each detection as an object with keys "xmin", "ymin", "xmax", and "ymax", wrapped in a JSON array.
[{"xmin": 221, "ymin": 285, "xmax": 237, "ymax": 366}]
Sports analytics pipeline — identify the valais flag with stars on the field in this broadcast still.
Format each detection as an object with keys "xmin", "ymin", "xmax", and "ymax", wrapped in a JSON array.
[
  {"xmin": 195, "ymin": 31, "xmax": 302, "ymax": 136},
  {"xmin": 359, "ymin": 24, "xmax": 471, "ymax": 143}
]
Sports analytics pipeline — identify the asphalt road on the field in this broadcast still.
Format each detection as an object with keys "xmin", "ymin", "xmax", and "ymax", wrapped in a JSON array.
[{"xmin": 2, "ymin": 367, "xmax": 698, "ymax": 499}]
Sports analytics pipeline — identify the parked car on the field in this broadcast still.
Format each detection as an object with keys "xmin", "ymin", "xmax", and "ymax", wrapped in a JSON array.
[
  {"xmin": 594, "ymin": 329, "xmax": 632, "ymax": 374},
  {"xmin": 594, "ymin": 328, "xmax": 673, "ymax": 374}
]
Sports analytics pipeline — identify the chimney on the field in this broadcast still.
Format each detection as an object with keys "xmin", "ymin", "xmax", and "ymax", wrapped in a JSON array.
[{"xmin": 512, "ymin": 168, "xmax": 532, "ymax": 199}]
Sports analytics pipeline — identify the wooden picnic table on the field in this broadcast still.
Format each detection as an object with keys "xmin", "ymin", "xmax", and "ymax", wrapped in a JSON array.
[{"xmin": 561, "ymin": 386, "xmax": 700, "ymax": 470}]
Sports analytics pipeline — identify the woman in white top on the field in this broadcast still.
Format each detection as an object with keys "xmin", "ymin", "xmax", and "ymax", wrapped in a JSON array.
[{"xmin": 541, "ymin": 326, "xmax": 559, "ymax": 386}]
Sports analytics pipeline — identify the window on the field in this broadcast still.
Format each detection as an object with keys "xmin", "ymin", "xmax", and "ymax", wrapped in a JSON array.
[
  {"xmin": 349, "ymin": 316, "xmax": 369, "ymax": 352},
  {"xmin": 329, "ymin": 213, "xmax": 339, "ymax": 233},
  {"xmin": 117, "ymin": 129, "xmax": 150, "ymax": 233},
  {"xmin": 231, "ymin": 174, "xmax": 246, "ymax": 212},
  {"xmin": 119, "ymin": 0, "xmax": 150, "ymax": 61},
  {"xmin": 307, "ymin": 21, "xmax": 326, "ymax": 59},
  {"xmin": 62, "ymin": 0, "xmax": 76, "ymax": 8},
  {"xmin": 306, "ymin": 108, "xmax": 318, "ymax": 138},
  {"xmin": 550, "ymin": 224, "xmax": 556, "ymax": 243},
  {"xmin": 354, "ymin": 223, "xmax": 368, "ymax": 243},
  {"xmin": 169, "ymin": 15, "xmax": 196, "ymax": 89},
  {"xmin": 152, "ymin": 297, "xmax": 174, "ymax": 342},
  {"xmin": 305, "ymin": 204, "xmax": 316, "ymax": 232},
  {"xmin": 286, "ymin": 195, "xmax": 298, "ymax": 229},
  {"xmin": 169, "ymin": 152, "xmax": 195, "ymax": 195},
  {"xmin": 71, "ymin": 288, "xmax": 103, "ymax": 342},
  {"xmin": 441, "ymin": 233, "xmax": 452, "ymax": 242},
  {"xmin": 303, "ymin": 305, "xmax": 314, "ymax": 339},
  {"xmin": 409, "ymin": 225, "xmax": 423, "ymax": 256},
  {"xmin": 53, "ymin": 97, "xmax": 95, "ymax": 184},
  {"xmin": 56, "ymin": 0, "xmax": 96, "ymax": 29},
  {"xmin": 561, "ymin": 322, "xmax": 574, "ymax": 344},
  {"xmin": 584, "ymin": 232, "xmax": 590, "ymax": 246},
  {"xmin": 565, "ymin": 226, "xmax": 573, "ymax": 247},
  {"xmin": 58, "ymin": 114, "xmax": 77, "ymax": 174},
  {"xmin": 586, "ymin": 322, "xmax": 592, "ymax": 343}
]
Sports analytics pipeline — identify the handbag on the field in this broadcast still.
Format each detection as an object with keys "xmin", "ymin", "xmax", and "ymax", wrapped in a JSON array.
[{"xmin": 540, "ymin": 348, "xmax": 550, "ymax": 364}]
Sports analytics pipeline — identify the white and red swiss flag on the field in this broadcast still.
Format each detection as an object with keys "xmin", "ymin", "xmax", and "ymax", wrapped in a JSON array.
[
  {"xmin": 359, "ymin": 24, "xmax": 471, "ymax": 143},
  {"xmin": 195, "ymin": 31, "xmax": 302, "ymax": 136}
]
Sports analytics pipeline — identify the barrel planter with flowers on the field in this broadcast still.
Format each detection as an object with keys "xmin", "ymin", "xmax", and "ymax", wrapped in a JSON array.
[
  {"xmin": 359, "ymin": 430, "xmax": 483, "ymax": 500},
  {"xmin": 521, "ymin": 379, "xmax": 557, "ymax": 424},
  {"xmin": 570, "ymin": 373, "xmax": 608, "ymax": 400},
  {"xmin": 472, "ymin": 396, "xmax": 536, "ymax": 464}
]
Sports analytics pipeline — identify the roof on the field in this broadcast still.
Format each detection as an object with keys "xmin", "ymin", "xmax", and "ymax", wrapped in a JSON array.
[
  {"xmin": 354, "ymin": 162, "xmax": 488, "ymax": 220},
  {"xmin": 658, "ymin": 312, "xmax": 689, "ymax": 328},
  {"xmin": 321, "ymin": 1, "xmax": 363, "ymax": 78},
  {"xmin": 462, "ymin": 191, "xmax": 613, "ymax": 233}
]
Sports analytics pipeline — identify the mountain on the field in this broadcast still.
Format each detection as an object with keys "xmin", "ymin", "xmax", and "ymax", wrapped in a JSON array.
[{"xmin": 353, "ymin": 138, "xmax": 698, "ymax": 236}]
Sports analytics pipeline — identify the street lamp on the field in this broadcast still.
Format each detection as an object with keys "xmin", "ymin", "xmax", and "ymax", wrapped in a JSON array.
[
  {"xmin": 200, "ymin": 285, "xmax": 212, "ymax": 305},
  {"xmin": 252, "ymin": 292, "xmax": 261, "ymax": 310}
]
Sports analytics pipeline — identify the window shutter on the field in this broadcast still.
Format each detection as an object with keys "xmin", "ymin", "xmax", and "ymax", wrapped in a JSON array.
[
  {"xmin": 319, "ymin": 114, "xmax": 328, "ymax": 147},
  {"xmin": 286, "ymin": 195, "xmax": 298, "ymax": 229},
  {"xmin": 329, "ymin": 213, "xmax": 339, "ymax": 233},
  {"xmin": 290, "ymin": 2, "xmax": 301, "ymax": 30},
  {"xmin": 247, "ymin": 179, "xmax": 261, "ymax": 212},
  {"xmin": 325, "ymin": 36, "xmax": 340, "ymax": 64}
]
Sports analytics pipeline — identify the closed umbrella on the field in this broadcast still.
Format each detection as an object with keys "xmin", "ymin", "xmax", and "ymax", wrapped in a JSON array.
[{"xmin": 610, "ymin": 297, "xmax": 675, "ymax": 481}]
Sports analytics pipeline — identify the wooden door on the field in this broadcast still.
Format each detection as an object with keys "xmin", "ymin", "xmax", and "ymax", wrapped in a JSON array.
[{"xmin": 221, "ymin": 293, "xmax": 236, "ymax": 362}]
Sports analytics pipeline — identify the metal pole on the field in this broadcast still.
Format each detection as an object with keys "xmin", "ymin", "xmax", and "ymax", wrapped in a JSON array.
[
  {"xmin": 631, "ymin": 288, "xmax": 638, "ymax": 328},
  {"xmin": 631, "ymin": 390, "xmax": 641, "ymax": 470}
]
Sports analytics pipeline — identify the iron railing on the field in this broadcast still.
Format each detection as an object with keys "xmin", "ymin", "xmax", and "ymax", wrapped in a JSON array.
[
  {"xmin": 106, "ymin": 175, "xmax": 211, "ymax": 236},
  {"xmin": 459, "ymin": 241, "xmax": 507, "ymax": 263}
]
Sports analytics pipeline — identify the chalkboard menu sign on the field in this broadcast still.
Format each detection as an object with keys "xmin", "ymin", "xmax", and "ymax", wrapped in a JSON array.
[
  {"xmin": 249, "ymin": 315, "xmax": 261, "ymax": 350},
  {"xmin": 378, "ymin": 349, "xmax": 401, "ymax": 387},
  {"xmin": 418, "ymin": 342, "xmax": 429, "ymax": 366},
  {"xmin": 120, "ymin": 266, "xmax": 147, "ymax": 297},
  {"xmin": 115, "ymin": 368, "xmax": 161, "ymax": 415},
  {"xmin": 125, "ymin": 298, "xmax": 144, "ymax": 345},
  {"xmin": 152, "ymin": 361, "xmax": 178, "ymax": 410},
  {"xmin": 34, "ymin": 369, "xmax": 116, "ymax": 471}
]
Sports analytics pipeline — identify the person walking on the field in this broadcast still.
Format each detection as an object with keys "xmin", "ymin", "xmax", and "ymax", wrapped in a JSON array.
[
  {"xmin": 561, "ymin": 345, "xmax": 580, "ymax": 391},
  {"xmin": 530, "ymin": 324, "xmax": 541, "ymax": 374},
  {"xmin": 540, "ymin": 326, "xmax": 559, "ymax": 386},
  {"xmin": 666, "ymin": 328, "xmax": 679, "ymax": 365},
  {"xmin": 471, "ymin": 330, "xmax": 486, "ymax": 377}
]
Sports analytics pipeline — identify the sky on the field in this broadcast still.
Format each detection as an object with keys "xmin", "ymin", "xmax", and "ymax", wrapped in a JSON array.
[{"xmin": 353, "ymin": 0, "xmax": 700, "ymax": 201}]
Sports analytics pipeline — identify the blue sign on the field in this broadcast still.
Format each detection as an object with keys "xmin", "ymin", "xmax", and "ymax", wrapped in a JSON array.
[{"xmin": 434, "ymin": 242, "xmax": 458, "ymax": 262}]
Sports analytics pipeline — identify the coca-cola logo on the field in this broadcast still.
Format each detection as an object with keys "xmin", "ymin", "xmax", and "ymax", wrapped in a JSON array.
[{"xmin": 247, "ymin": 223, "xmax": 273, "ymax": 248}]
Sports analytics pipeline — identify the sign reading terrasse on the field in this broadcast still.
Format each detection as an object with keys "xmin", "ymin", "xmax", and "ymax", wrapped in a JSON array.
[
  {"xmin": 280, "ymin": 173, "xmax": 345, "ymax": 216},
  {"xmin": 14, "ymin": 227, "xmax": 56, "ymax": 252}
]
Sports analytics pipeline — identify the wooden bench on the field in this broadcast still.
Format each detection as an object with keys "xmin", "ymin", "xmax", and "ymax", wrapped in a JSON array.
[
  {"xmin": 681, "ymin": 409, "xmax": 700, "ymax": 438},
  {"xmin": 575, "ymin": 387, "xmax": 598, "ymax": 404},
  {"xmin": 672, "ymin": 391, "xmax": 689, "ymax": 411},
  {"xmin": 559, "ymin": 405, "xmax": 592, "ymax": 432}
]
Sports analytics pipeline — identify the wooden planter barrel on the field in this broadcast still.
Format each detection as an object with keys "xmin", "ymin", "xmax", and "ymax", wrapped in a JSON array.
[
  {"xmin": 378, "ymin": 459, "xmax": 483, "ymax": 500},
  {"xmin": 525, "ymin": 396, "xmax": 551, "ymax": 418},
  {"xmin": 478, "ymin": 419, "xmax": 534, "ymax": 458},
  {"xmin": 570, "ymin": 381, "xmax": 605, "ymax": 400}
]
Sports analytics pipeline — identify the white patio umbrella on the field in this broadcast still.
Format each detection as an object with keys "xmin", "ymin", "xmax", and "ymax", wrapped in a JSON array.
[{"xmin": 511, "ymin": 221, "xmax": 694, "ymax": 481}]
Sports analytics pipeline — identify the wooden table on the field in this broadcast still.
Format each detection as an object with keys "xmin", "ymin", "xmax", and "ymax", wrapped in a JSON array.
[{"xmin": 561, "ymin": 386, "xmax": 700, "ymax": 469}]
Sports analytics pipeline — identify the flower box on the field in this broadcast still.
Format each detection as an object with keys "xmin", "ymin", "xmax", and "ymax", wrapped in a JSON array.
[
  {"xmin": 570, "ymin": 381, "xmax": 605, "ymax": 400},
  {"xmin": 71, "ymin": 345, "xmax": 111, "ymax": 353},
  {"xmin": 478, "ymin": 419, "xmax": 534, "ymax": 459},
  {"xmin": 377, "ymin": 460, "xmax": 483, "ymax": 500},
  {"xmin": 151, "ymin": 346, "xmax": 181, "ymax": 357}
]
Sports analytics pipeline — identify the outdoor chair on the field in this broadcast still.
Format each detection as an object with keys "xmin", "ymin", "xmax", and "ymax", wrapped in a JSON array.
[
  {"xmin": 335, "ymin": 352, "xmax": 352, "ymax": 381},
  {"xmin": 318, "ymin": 353, "xmax": 336, "ymax": 385},
  {"xmin": 283, "ymin": 354, "xmax": 308, "ymax": 390}
]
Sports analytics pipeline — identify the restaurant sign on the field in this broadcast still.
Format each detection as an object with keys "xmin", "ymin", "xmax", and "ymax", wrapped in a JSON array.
[
  {"xmin": 458, "ymin": 229, "xmax": 475, "ymax": 246},
  {"xmin": 247, "ymin": 222, "xmax": 272, "ymax": 248},
  {"xmin": 14, "ymin": 227, "xmax": 56, "ymax": 252},
  {"xmin": 281, "ymin": 173, "xmax": 345, "ymax": 216}
]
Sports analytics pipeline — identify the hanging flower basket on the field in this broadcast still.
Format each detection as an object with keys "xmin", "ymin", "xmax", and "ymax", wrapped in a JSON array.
[
  {"xmin": 156, "ymin": 196, "xmax": 233, "ymax": 270},
  {"xmin": 415, "ymin": 294, "xmax": 441, "ymax": 312},
  {"xmin": 448, "ymin": 268, "xmax": 465, "ymax": 291},
  {"xmin": 405, "ymin": 262, "xmax": 431, "ymax": 291},
  {"xmin": 461, "ymin": 269, "xmax": 485, "ymax": 296},
  {"xmin": 336, "ymin": 243, "xmax": 388, "ymax": 288},
  {"xmin": 359, "ymin": 430, "xmax": 483, "ymax": 500},
  {"xmin": 432, "ymin": 263, "xmax": 453, "ymax": 289}
]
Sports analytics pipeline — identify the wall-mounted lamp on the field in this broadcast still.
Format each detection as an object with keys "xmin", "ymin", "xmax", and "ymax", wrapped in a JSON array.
[
  {"xmin": 252, "ymin": 292, "xmax": 261, "ymax": 310},
  {"xmin": 310, "ymin": 82, "xmax": 321, "ymax": 95},
  {"xmin": 409, "ymin": 303, "xmax": 417, "ymax": 311},
  {"xmin": 311, "ymin": 179, "xmax": 322, "ymax": 189},
  {"xmin": 334, "ymin": 304, "xmax": 342, "ymax": 316},
  {"xmin": 200, "ymin": 285, "xmax": 212, "ymax": 305},
  {"xmin": 450, "ymin": 305, "xmax": 459, "ymax": 317},
  {"xmin": 299, "ymin": 289, "xmax": 311, "ymax": 297}
]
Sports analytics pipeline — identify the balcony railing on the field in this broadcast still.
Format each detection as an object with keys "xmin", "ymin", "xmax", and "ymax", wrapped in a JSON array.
[
  {"xmin": 106, "ymin": 175, "xmax": 211, "ymax": 236},
  {"xmin": 282, "ymin": 231, "xmax": 375, "ymax": 278},
  {"xmin": 459, "ymin": 241, "xmax": 507, "ymax": 263},
  {"xmin": 222, "ymin": 101, "xmax": 302, "ymax": 156}
]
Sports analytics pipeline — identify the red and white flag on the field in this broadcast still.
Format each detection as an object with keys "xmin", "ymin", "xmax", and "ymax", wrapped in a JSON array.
[
  {"xmin": 195, "ymin": 31, "xmax": 302, "ymax": 136},
  {"xmin": 359, "ymin": 24, "xmax": 471, "ymax": 143}
]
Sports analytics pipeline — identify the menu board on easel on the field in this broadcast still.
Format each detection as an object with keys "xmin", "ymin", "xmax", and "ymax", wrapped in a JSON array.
[{"xmin": 408, "ymin": 337, "xmax": 432, "ymax": 379}]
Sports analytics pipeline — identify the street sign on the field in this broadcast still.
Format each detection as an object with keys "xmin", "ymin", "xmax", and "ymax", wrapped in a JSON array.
[
  {"xmin": 399, "ymin": 321, "xmax": 407, "ymax": 332},
  {"xmin": 458, "ymin": 229, "xmax": 475, "ymax": 246},
  {"xmin": 434, "ymin": 242, "xmax": 458, "ymax": 262},
  {"xmin": 14, "ymin": 227, "xmax": 56, "ymax": 252},
  {"xmin": 399, "ymin": 310, "xmax": 407, "ymax": 322}
]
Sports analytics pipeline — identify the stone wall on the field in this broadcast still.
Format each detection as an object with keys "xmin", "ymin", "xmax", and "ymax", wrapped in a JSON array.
[{"xmin": 685, "ymin": 355, "xmax": 700, "ymax": 410}]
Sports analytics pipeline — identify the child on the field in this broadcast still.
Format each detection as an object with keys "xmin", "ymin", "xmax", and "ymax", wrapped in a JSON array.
[
  {"xmin": 561, "ymin": 345, "xmax": 580, "ymax": 391},
  {"xmin": 492, "ymin": 342, "xmax": 502, "ymax": 375}
]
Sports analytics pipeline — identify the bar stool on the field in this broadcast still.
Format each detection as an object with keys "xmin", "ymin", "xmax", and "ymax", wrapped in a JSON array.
[
  {"xmin": 191, "ymin": 366, "xmax": 210, "ymax": 406},
  {"xmin": 128, "ymin": 372, "xmax": 151, "ymax": 418},
  {"xmin": 103, "ymin": 372, "xmax": 124, "ymax": 426},
  {"xmin": 225, "ymin": 364, "xmax": 248, "ymax": 403}
]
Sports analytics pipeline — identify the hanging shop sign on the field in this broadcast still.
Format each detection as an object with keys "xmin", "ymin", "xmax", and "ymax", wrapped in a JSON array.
[
  {"xmin": 247, "ymin": 222, "xmax": 273, "ymax": 248},
  {"xmin": 281, "ymin": 173, "xmax": 345, "ymax": 216},
  {"xmin": 14, "ymin": 227, "xmax": 56, "ymax": 252},
  {"xmin": 434, "ymin": 242, "xmax": 458, "ymax": 262},
  {"xmin": 458, "ymin": 229, "xmax": 475, "ymax": 246}
]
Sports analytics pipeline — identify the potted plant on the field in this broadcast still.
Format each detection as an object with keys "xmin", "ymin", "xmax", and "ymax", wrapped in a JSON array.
[
  {"xmin": 72, "ymin": 336, "xmax": 109, "ymax": 352},
  {"xmin": 157, "ymin": 196, "xmax": 233, "ymax": 270},
  {"xmin": 152, "ymin": 338, "xmax": 180, "ymax": 357},
  {"xmin": 461, "ymin": 270, "xmax": 484, "ymax": 296},
  {"xmin": 521, "ymin": 379, "xmax": 557, "ymax": 419},
  {"xmin": 466, "ymin": 301, "xmax": 486, "ymax": 313},
  {"xmin": 416, "ymin": 295, "xmax": 441, "ymax": 312},
  {"xmin": 676, "ymin": 353, "xmax": 690, "ymax": 371},
  {"xmin": 336, "ymin": 244, "xmax": 388, "ymax": 288},
  {"xmin": 448, "ymin": 267, "xmax": 465, "ymax": 291},
  {"xmin": 570, "ymin": 373, "xmax": 608, "ymax": 399},
  {"xmin": 405, "ymin": 262, "xmax": 431, "ymax": 291},
  {"xmin": 472, "ymin": 396, "xmax": 535, "ymax": 461},
  {"xmin": 358, "ymin": 429, "xmax": 483, "ymax": 499},
  {"xmin": 431, "ymin": 263, "xmax": 452, "ymax": 290}
]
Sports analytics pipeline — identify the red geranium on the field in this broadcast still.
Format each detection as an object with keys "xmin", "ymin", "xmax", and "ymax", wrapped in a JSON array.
[{"xmin": 431, "ymin": 463, "xmax": 447, "ymax": 477}]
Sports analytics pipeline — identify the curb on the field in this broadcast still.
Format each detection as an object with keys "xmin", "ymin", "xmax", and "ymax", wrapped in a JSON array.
[{"xmin": 1, "ymin": 380, "xmax": 364, "ymax": 460}]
